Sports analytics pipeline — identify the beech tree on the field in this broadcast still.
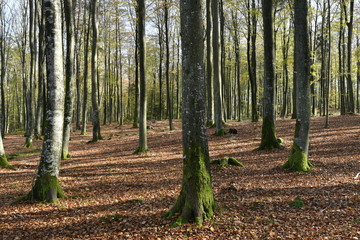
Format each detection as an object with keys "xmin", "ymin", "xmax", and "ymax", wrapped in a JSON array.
[
  {"xmin": 135, "ymin": 0, "xmax": 148, "ymax": 153},
  {"xmin": 259, "ymin": 0, "xmax": 282, "ymax": 150},
  {"xmin": 62, "ymin": 0, "xmax": 76, "ymax": 158},
  {"xmin": 283, "ymin": 0, "xmax": 312, "ymax": 172},
  {"xmin": 165, "ymin": 0, "xmax": 216, "ymax": 226},
  {"xmin": 0, "ymin": 131, "xmax": 12, "ymax": 169},
  {"xmin": 25, "ymin": 0, "xmax": 66, "ymax": 201}
]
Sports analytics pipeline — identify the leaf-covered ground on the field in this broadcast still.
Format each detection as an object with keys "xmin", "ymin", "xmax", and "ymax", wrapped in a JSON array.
[{"xmin": 1, "ymin": 115, "xmax": 360, "ymax": 239}]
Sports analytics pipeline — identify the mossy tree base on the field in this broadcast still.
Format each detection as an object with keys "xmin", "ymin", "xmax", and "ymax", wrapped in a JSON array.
[
  {"xmin": 61, "ymin": 152, "xmax": 71, "ymax": 160},
  {"xmin": 134, "ymin": 148, "xmax": 149, "ymax": 154},
  {"xmin": 22, "ymin": 175, "xmax": 66, "ymax": 203},
  {"xmin": 211, "ymin": 157, "xmax": 243, "ymax": 167},
  {"xmin": 282, "ymin": 144, "xmax": 312, "ymax": 172},
  {"xmin": 0, "ymin": 155, "xmax": 14, "ymax": 170},
  {"xmin": 164, "ymin": 149, "xmax": 216, "ymax": 227},
  {"xmin": 258, "ymin": 117, "xmax": 283, "ymax": 150},
  {"xmin": 23, "ymin": 141, "xmax": 33, "ymax": 148},
  {"xmin": 214, "ymin": 129, "xmax": 226, "ymax": 136},
  {"xmin": 206, "ymin": 121, "xmax": 215, "ymax": 128}
]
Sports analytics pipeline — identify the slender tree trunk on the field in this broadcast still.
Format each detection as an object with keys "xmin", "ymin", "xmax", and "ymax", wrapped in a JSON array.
[
  {"xmin": 165, "ymin": 0, "xmax": 215, "ymax": 226},
  {"xmin": 231, "ymin": 10, "xmax": 241, "ymax": 121},
  {"xmin": 164, "ymin": 0, "xmax": 173, "ymax": 130},
  {"xmin": 212, "ymin": 0, "xmax": 224, "ymax": 135},
  {"xmin": 62, "ymin": 0, "xmax": 75, "ymax": 159},
  {"xmin": 283, "ymin": 0, "xmax": 312, "ymax": 172},
  {"xmin": 250, "ymin": 0, "xmax": 258, "ymax": 122},
  {"xmin": 135, "ymin": 0, "xmax": 148, "ymax": 153},
  {"xmin": 259, "ymin": 0, "xmax": 282, "ymax": 150},
  {"xmin": 90, "ymin": 0, "xmax": 101, "ymax": 142},
  {"xmin": 206, "ymin": 0, "xmax": 214, "ymax": 126},
  {"xmin": 81, "ymin": 2, "xmax": 90, "ymax": 135}
]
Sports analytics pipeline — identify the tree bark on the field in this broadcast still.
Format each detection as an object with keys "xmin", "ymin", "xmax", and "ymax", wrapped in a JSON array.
[
  {"xmin": 164, "ymin": 0, "xmax": 173, "ymax": 130},
  {"xmin": 165, "ymin": 0, "xmax": 215, "ymax": 226},
  {"xmin": 283, "ymin": 0, "xmax": 312, "ymax": 172},
  {"xmin": 90, "ymin": 0, "xmax": 101, "ymax": 142},
  {"xmin": 135, "ymin": 0, "xmax": 148, "ymax": 153},
  {"xmin": 259, "ymin": 0, "xmax": 282, "ymax": 150},
  {"xmin": 28, "ymin": 0, "xmax": 65, "ymax": 202}
]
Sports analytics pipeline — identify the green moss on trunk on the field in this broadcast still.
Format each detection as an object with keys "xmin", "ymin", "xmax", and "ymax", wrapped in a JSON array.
[
  {"xmin": 211, "ymin": 157, "xmax": 244, "ymax": 167},
  {"xmin": 282, "ymin": 144, "xmax": 312, "ymax": 172},
  {"xmin": 214, "ymin": 129, "xmax": 226, "ymax": 136},
  {"xmin": 134, "ymin": 148, "xmax": 149, "ymax": 154},
  {"xmin": 258, "ymin": 117, "xmax": 283, "ymax": 150},
  {"xmin": 61, "ymin": 151, "xmax": 71, "ymax": 160},
  {"xmin": 25, "ymin": 175, "xmax": 66, "ymax": 202},
  {"xmin": 164, "ymin": 147, "xmax": 216, "ymax": 227},
  {"xmin": 23, "ymin": 140, "xmax": 33, "ymax": 148},
  {"xmin": 0, "ymin": 154, "xmax": 14, "ymax": 169}
]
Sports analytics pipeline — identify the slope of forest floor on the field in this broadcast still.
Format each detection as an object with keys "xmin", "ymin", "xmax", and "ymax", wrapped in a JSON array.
[{"xmin": 1, "ymin": 115, "xmax": 360, "ymax": 239}]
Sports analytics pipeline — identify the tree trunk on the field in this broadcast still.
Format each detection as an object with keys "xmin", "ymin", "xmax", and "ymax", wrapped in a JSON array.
[
  {"xmin": 90, "ymin": 0, "xmax": 101, "ymax": 142},
  {"xmin": 81, "ymin": 2, "xmax": 90, "ymax": 135},
  {"xmin": 135, "ymin": 0, "xmax": 148, "ymax": 153},
  {"xmin": 165, "ymin": 0, "xmax": 215, "ymax": 226},
  {"xmin": 283, "ymin": 0, "xmax": 312, "ymax": 172},
  {"xmin": 62, "ymin": 0, "xmax": 75, "ymax": 159},
  {"xmin": 206, "ymin": 0, "xmax": 214, "ymax": 126},
  {"xmin": 259, "ymin": 0, "xmax": 282, "ymax": 150},
  {"xmin": 212, "ymin": 0, "xmax": 224, "ymax": 135},
  {"xmin": 27, "ymin": 0, "xmax": 66, "ymax": 202},
  {"xmin": 164, "ymin": 0, "xmax": 173, "ymax": 130},
  {"xmin": 250, "ymin": 0, "xmax": 258, "ymax": 122}
]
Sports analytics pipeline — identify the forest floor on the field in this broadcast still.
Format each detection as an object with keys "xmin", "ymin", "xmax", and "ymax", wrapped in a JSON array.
[{"xmin": 0, "ymin": 115, "xmax": 360, "ymax": 239}]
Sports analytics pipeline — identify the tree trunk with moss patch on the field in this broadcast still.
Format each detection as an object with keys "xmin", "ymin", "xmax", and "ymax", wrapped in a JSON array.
[
  {"xmin": 259, "ymin": 0, "xmax": 281, "ymax": 150},
  {"xmin": 165, "ymin": 0, "xmax": 216, "ymax": 226},
  {"xmin": 283, "ymin": 0, "xmax": 312, "ymax": 172},
  {"xmin": 28, "ymin": 0, "xmax": 65, "ymax": 202},
  {"xmin": 0, "ymin": 131, "xmax": 11, "ymax": 168}
]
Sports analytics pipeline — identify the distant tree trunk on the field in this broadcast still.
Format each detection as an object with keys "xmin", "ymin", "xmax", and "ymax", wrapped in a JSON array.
[
  {"xmin": 165, "ymin": 0, "xmax": 215, "ymax": 226},
  {"xmin": 27, "ymin": 0, "xmax": 66, "ymax": 202},
  {"xmin": 81, "ymin": 2, "xmax": 90, "ymax": 135},
  {"xmin": 24, "ymin": 0, "xmax": 35, "ymax": 148},
  {"xmin": 212, "ymin": 0, "xmax": 224, "ymax": 135},
  {"xmin": 164, "ymin": 0, "xmax": 173, "ymax": 130},
  {"xmin": 62, "ymin": 0, "xmax": 75, "ymax": 159},
  {"xmin": 280, "ymin": 18, "xmax": 290, "ymax": 119},
  {"xmin": 206, "ymin": 0, "xmax": 214, "ymax": 126},
  {"xmin": 90, "ymin": 0, "xmax": 101, "ymax": 142},
  {"xmin": 231, "ymin": 10, "xmax": 241, "ymax": 121},
  {"xmin": 324, "ymin": 0, "xmax": 331, "ymax": 128},
  {"xmin": 357, "ymin": 36, "xmax": 360, "ymax": 113},
  {"xmin": 339, "ymin": 6, "xmax": 346, "ymax": 115},
  {"xmin": 135, "ymin": 0, "xmax": 148, "ymax": 153},
  {"xmin": 283, "ymin": 0, "xmax": 312, "ymax": 172},
  {"xmin": 250, "ymin": 0, "xmax": 258, "ymax": 122},
  {"xmin": 157, "ymin": 14, "xmax": 163, "ymax": 121},
  {"xmin": 259, "ymin": 0, "xmax": 282, "ymax": 150},
  {"xmin": 343, "ymin": 0, "xmax": 355, "ymax": 113},
  {"xmin": 35, "ymin": 0, "xmax": 45, "ymax": 139},
  {"xmin": 133, "ymin": 16, "xmax": 139, "ymax": 128}
]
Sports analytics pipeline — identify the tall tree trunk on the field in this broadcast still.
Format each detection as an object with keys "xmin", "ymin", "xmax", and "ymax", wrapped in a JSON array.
[
  {"xmin": 206, "ymin": 0, "xmax": 214, "ymax": 126},
  {"xmin": 62, "ymin": 0, "xmax": 75, "ymax": 159},
  {"xmin": 231, "ymin": 10, "xmax": 241, "ymax": 121},
  {"xmin": 165, "ymin": 0, "xmax": 215, "ymax": 226},
  {"xmin": 81, "ymin": 2, "xmax": 90, "ymax": 135},
  {"xmin": 212, "ymin": 0, "xmax": 224, "ymax": 135},
  {"xmin": 164, "ymin": 0, "xmax": 173, "ymax": 130},
  {"xmin": 135, "ymin": 0, "xmax": 148, "ymax": 153},
  {"xmin": 27, "ymin": 0, "xmax": 66, "ymax": 202},
  {"xmin": 259, "ymin": 0, "xmax": 282, "ymax": 150},
  {"xmin": 0, "ymin": 129, "xmax": 11, "ymax": 168},
  {"xmin": 250, "ymin": 0, "xmax": 258, "ymax": 122},
  {"xmin": 283, "ymin": 0, "xmax": 312, "ymax": 172},
  {"xmin": 90, "ymin": 0, "xmax": 101, "ymax": 142}
]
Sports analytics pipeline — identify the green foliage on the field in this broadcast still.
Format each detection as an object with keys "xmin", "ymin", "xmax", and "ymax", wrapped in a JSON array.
[{"xmin": 290, "ymin": 197, "xmax": 305, "ymax": 208}]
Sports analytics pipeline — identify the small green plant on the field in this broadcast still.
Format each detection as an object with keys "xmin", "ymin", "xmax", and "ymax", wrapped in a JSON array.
[
  {"xmin": 211, "ymin": 157, "xmax": 244, "ymax": 168},
  {"xmin": 7, "ymin": 149, "xmax": 41, "ymax": 160},
  {"xmin": 354, "ymin": 219, "xmax": 360, "ymax": 224},
  {"xmin": 290, "ymin": 197, "xmax": 305, "ymax": 208}
]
